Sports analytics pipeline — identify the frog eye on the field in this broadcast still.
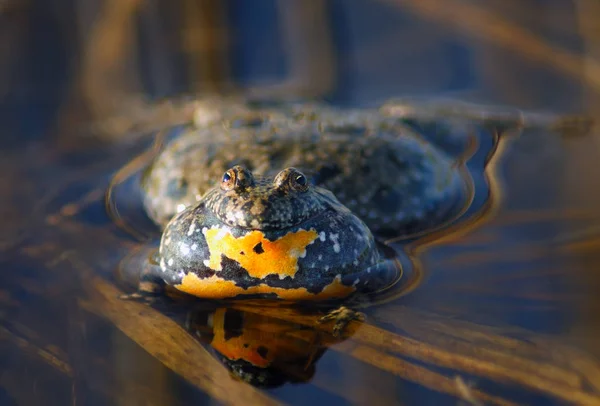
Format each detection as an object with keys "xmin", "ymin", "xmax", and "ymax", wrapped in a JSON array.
[
  {"xmin": 290, "ymin": 170, "xmax": 309, "ymax": 192},
  {"xmin": 274, "ymin": 168, "xmax": 309, "ymax": 192},
  {"xmin": 220, "ymin": 168, "xmax": 237, "ymax": 191},
  {"xmin": 221, "ymin": 166, "xmax": 255, "ymax": 191},
  {"xmin": 294, "ymin": 173, "xmax": 307, "ymax": 187}
]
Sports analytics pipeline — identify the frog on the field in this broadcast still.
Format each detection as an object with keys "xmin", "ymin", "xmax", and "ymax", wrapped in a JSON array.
[
  {"xmin": 129, "ymin": 97, "xmax": 474, "ymax": 334},
  {"xmin": 146, "ymin": 164, "xmax": 398, "ymax": 300},
  {"xmin": 185, "ymin": 305, "xmax": 345, "ymax": 387}
]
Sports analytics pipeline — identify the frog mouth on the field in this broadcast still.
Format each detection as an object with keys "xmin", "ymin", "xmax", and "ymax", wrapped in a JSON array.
[
  {"xmin": 208, "ymin": 202, "xmax": 335, "ymax": 232},
  {"xmin": 217, "ymin": 209, "xmax": 328, "ymax": 232}
]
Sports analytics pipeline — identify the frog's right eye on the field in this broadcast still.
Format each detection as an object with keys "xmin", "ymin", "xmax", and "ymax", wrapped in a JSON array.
[
  {"xmin": 221, "ymin": 165, "xmax": 254, "ymax": 191},
  {"xmin": 220, "ymin": 169, "xmax": 236, "ymax": 191}
]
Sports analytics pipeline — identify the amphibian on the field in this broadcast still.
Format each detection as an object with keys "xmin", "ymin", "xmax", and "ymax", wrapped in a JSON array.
[
  {"xmin": 129, "ymin": 97, "xmax": 472, "ymax": 333},
  {"xmin": 149, "ymin": 165, "xmax": 397, "ymax": 301}
]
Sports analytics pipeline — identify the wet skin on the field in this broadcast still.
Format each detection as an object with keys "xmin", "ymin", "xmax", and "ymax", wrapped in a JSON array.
[{"xmin": 151, "ymin": 165, "xmax": 397, "ymax": 301}]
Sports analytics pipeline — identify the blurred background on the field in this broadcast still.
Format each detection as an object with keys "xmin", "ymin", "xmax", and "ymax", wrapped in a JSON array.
[
  {"xmin": 2, "ymin": 0, "xmax": 599, "ymax": 144},
  {"xmin": 2, "ymin": 1, "xmax": 600, "ymax": 405}
]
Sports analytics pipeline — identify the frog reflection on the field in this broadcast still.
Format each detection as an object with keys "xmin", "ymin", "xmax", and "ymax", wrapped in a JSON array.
[{"xmin": 185, "ymin": 306, "xmax": 349, "ymax": 388}]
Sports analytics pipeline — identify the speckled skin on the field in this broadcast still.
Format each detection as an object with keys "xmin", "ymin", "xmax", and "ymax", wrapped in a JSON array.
[
  {"xmin": 152, "ymin": 166, "xmax": 395, "ymax": 300},
  {"xmin": 141, "ymin": 98, "xmax": 466, "ymax": 235}
]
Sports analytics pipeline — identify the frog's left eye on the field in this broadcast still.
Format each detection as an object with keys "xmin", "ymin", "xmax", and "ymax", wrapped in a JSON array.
[
  {"xmin": 290, "ymin": 170, "xmax": 309, "ymax": 192},
  {"xmin": 274, "ymin": 167, "xmax": 309, "ymax": 192},
  {"xmin": 221, "ymin": 165, "xmax": 255, "ymax": 191},
  {"xmin": 294, "ymin": 174, "xmax": 307, "ymax": 187}
]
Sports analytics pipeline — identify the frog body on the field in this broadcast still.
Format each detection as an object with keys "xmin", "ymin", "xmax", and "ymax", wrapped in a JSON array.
[{"xmin": 151, "ymin": 166, "xmax": 397, "ymax": 301}]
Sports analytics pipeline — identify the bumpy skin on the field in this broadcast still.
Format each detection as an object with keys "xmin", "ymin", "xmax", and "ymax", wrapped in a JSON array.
[
  {"xmin": 153, "ymin": 166, "xmax": 393, "ymax": 300},
  {"xmin": 141, "ymin": 97, "xmax": 465, "ymax": 234}
]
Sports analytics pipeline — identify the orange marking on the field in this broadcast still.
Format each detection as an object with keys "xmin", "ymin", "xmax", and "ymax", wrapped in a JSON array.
[
  {"xmin": 204, "ymin": 228, "xmax": 319, "ymax": 279},
  {"xmin": 210, "ymin": 309, "xmax": 271, "ymax": 367},
  {"xmin": 175, "ymin": 273, "xmax": 356, "ymax": 300}
]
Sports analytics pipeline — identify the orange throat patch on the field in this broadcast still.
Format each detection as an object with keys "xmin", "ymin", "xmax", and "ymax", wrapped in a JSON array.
[{"xmin": 202, "ymin": 227, "xmax": 319, "ymax": 279}]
